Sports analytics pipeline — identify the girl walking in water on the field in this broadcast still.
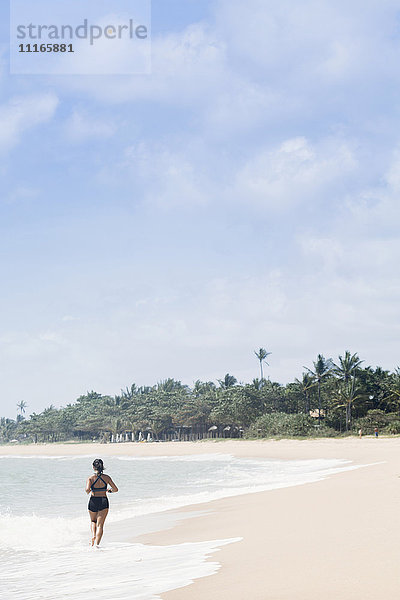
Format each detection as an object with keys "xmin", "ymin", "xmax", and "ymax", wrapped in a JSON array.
[{"xmin": 86, "ymin": 458, "xmax": 118, "ymax": 547}]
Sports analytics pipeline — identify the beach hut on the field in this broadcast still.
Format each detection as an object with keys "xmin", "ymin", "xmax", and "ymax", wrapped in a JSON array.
[
  {"xmin": 223, "ymin": 426, "xmax": 231, "ymax": 438},
  {"xmin": 208, "ymin": 425, "xmax": 218, "ymax": 439},
  {"xmin": 309, "ymin": 409, "xmax": 326, "ymax": 419}
]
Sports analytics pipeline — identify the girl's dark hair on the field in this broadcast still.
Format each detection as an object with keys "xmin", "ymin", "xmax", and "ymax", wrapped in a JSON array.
[{"xmin": 92, "ymin": 458, "xmax": 105, "ymax": 474}]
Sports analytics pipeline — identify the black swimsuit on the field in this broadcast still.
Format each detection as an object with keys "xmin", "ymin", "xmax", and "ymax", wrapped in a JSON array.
[{"xmin": 88, "ymin": 475, "xmax": 109, "ymax": 512}]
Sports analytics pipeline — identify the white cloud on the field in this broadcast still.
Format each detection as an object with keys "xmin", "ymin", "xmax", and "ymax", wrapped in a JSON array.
[
  {"xmin": 233, "ymin": 137, "xmax": 357, "ymax": 210},
  {"xmin": 0, "ymin": 46, "xmax": 7, "ymax": 82},
  {"xmin": 3, "ymin": 186, "xmax": 40, "ymax": 204},
  {"xmin": 102, "ymin": 133, "xmax": 358, "ymax": 213},
  {"xmin": 343, "ymin": 144, "xmax": 400, "ymax": 235},
  {"xmin": 0, "ymin": 330, "xmax": 67, "ymax": 360},
  {"xmin": 122, "ymin": 143, "xmax": 210, "ymax": 208},
  {"xmin": 289, "ymin": 145, "xmax": 400, "ymax": 371},
  {"xmin": 133, "ymin": 134, "xmax": 357, "ymax": 211},
  {"xmin": 0, "ymin": 93, "xmax": 58, "ymax": 152},
  {"xmin": 60, "ymin": 23, "xmax": 228, "ymax": 105},
  {"xmin": 65, "ymin": 110, "xmax": 116, "ymax": 142},
  {"xmin": 40, "ymin": 0, "xmax": 400, "ymax": 150},
  {"xmin": 216, "ymin": 0, "xmax": 400, "ymax": 82},
  {"xmin": 203, "ymin": 83, "xmax": 283, "ymax": 138}
]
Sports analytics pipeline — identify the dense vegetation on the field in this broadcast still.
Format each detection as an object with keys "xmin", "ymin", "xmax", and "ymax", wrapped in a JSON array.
[{"xmin": 1, "ymin": 350, "xmax": 400, "ymax": 444}]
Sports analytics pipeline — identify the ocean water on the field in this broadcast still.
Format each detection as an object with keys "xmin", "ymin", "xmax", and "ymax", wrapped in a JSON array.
[{"xmin": 0, "ymin": 453, "xmax": 357, "ymax": 599}]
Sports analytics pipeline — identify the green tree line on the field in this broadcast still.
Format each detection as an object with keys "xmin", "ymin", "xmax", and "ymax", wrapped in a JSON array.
[{"xmin": 1, "ymin": 349, "xmax": 400, "ymax": 444}]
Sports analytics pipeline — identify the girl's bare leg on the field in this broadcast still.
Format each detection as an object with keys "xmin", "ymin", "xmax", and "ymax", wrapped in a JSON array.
[
  {"xmin": 95, "ymin": 508, "xmax": 109, "ymax": 546},
  {"xmin": 89, "ymin": 510, "xmax": 98, "ymax": 546}
]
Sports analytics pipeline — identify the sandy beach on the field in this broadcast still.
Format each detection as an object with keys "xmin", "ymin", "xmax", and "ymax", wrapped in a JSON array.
[{"xmin": 2, "ymin": 438, "xmax": 399, "ymax": 599}]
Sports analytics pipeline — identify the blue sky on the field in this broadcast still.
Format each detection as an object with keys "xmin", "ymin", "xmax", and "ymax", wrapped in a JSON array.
[{"xmin": 1, "ymin": 0, "xmax": 400, "ymax": 418}]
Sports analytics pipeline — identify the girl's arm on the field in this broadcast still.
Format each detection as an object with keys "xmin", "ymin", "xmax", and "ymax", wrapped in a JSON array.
[
  {"xmin": 85, "ymin": 477, "xmax": 92, "ymax": 494},
  {"xmin": 107, "ymin": 476, "xmax": 119, "ymax": 493}
]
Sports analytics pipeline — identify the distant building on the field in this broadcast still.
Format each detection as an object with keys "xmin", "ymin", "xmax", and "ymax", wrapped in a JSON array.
[{"xmin": 309, "ymin": 409, "xmax": 326, "ymax": 419}]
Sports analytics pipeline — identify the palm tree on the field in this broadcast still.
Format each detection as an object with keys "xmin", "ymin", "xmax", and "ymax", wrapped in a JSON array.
[
  {"xmin": 252, "ymin": 378, "xmax": 262, "ymax": 390},
  {"xmin": 16, "ymin": 401, "xmax": 27, "ymax": 422},
  {"xmin": 388, "ymin": 368, "xmax": 400, "ymax": 413},
  {"xmin": 17, "ymin": 400, "xmax": 27, "ymax": 415},
  {"xmin": 0, "ymin": 417, "xmax": 17, "ymax": 442},
  {"xmin": 218, "ymin": 374, "xmax": 237, "ymax": 389},
  {"xmin": 254, "ymin": 348, "xmax": 272, "ymax": 383},
  {"xmin": 333, "ymin": 351, "xmax": 363, "ymax": 430},
  {"xmin": 294, "ymin": 372, "xmax": 314, "ymax": 413},
  {"xmin": 304, "ymin": 354, "xmax": 333, "ymax": 424},
  {"xmin": 193, "ymin": 380, "xmax": 216, "ymax": 396}
]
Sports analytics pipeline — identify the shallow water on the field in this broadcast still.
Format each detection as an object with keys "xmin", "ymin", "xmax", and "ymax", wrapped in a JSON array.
[{"xmin": 0, "ymin": 453, "xmax": 356, "ymax": 599}]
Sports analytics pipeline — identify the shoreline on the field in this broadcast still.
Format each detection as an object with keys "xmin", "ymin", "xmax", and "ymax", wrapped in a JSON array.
[
  {"xmin": 0, "ymin": 435, "xmax": 392, "ymax": 459},
  {"xmin": 3, "ymin": 439, "xmax": 399, "ymax": 599}
]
